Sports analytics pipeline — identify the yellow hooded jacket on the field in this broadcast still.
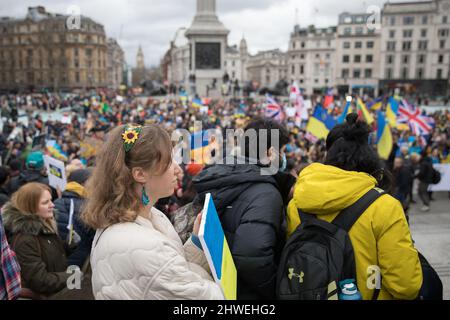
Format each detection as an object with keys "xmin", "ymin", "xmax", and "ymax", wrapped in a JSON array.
[{"xmin": 286, "ymin": 163, "xmax": 423, "ymax": 300}]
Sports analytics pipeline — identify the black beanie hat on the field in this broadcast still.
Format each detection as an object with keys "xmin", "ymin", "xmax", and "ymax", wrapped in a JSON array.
[{"xmin": 68, "ymin": 168, "xmax": 92, "ymax": 185}]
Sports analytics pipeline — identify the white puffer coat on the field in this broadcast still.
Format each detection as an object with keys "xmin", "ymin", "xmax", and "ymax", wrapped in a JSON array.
[{"xmin": 90, "ymin": 207, "xmax": 224, "ymax": 300}]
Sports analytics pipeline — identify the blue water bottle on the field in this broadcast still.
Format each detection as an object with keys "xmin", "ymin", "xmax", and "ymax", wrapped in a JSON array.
[{"xmin": 338, "ymin": 279, "xmax": 362, "ymax": 300}]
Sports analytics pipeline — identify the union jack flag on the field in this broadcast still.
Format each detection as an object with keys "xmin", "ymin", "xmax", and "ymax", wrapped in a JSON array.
[
  {"xmin": 398, "ymin": 101, "xmax": 435, "ymax": 146},
  {"xmin": 265, "ymin": 94, "xmax": 284, "ymax": 122}
]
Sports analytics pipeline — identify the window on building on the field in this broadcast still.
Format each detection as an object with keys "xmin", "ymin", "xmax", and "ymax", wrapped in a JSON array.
[
  {"xmin": 417, "ymin": 68, "xmax": 424, "ymax": 79},
  {"xmin": 440, "ymin": 40, "xmax": 446, "ymax": 49},
  {"xmin": 300, "ymin": 54, "xmax": 304, "ymax": 59},
  {"xmin": 344, "ymin": 27, "xmax": 351, "ymax": 35},
  {"xmin": 403, "ymin": 30, "xmax": 413, "ymax": 38},
  {"xmin": 355, "ymin": 41, "xmax": 362, "ymax": 49},
  {"xmin": 75, "ymin": 60, "xmax": 79, "ymax": 68},
  {"xmin": 76, "ymin": 72, "xmax": 80, "ymax": 83},
  {"xmin": 232, "ymin": 61, "xmax": 235, "ymax": 67},
  {"xmin": 301, "ymin": 42, "xmax": 305, "ymax": 48},
  {"xmin": 224, "ymin": 61, "xmax": 227, "ymax": 67},
  {"xmin": 326, "ymin": 53, "xmax": 330, "ymax": 59},
  {"xmin": 418, "ymin": 54, "xmax": 426, "ymax": 64},
  {"xmin": 418, "ymin": 40, "xmax": 428, "ymax": 50},
  {"xmin": 365, "ymin": 69, "xmax": 372, "ymax": 78},
  {"xmin": 386, "ymin": 68, "xmax": 393, "ymax": 79},
  {"xmin": 387, "ymin": 41, "xmax": 396, "ymax": 51},
  {"xmin": 353, "ymin": 69, "xmax": 361, "ymax": 78},
  {"xmin": 422, "ymin": 15, "xmax": 428, "ymax": 24},
  {"xmin": 341, "ymin": 69, "xmax": 349, "ymax": 78},
  {"xmin": 402, "ymin": 55, "xmax": 410, "ymax": 64},
  {"xmin": 355, "ymin": 27, "xmax": 363, "ymax": 35},
  {"xmin": 367, "ymin": 41, "xmax": 374, "ymax": 48},
  {"xmin": 343, "ymin": 55, "xmax": 350, "ymax": 63},
  {"xmin": 366, "ymin": 55, "xmax": 373, "ymax": 63},
  {"xmin": 300, "ymin": 65, "xmax": 304, "ymax": 74},
  {"xmin": 443, "ymin": 16, "xmax": 448, "ymax": 24},
  {"xmin": 314, "ymin": 79, "xmax": 319, "ymax": 83},
  {"xmin": 387, "ymin": 55, "xmax": 395, "ymax": 64},
  {"xmin": 86, "ymin": 48, "xmax": 92, "ymax": 56},
  {"xmin": 421, "ymin": 29, "xmax": 427, "ymax": 37},
  {"xmin": 232, "ymin": 71, "xmax": 235, "ymax": 78},
  {"xmin": 316, "ymin": 41, "xmax": 321, "ymax": 48},
  {"xmin": 343, "ymin": 42, "xmax": 350, "ymax": 49},
  {"xmin": 327, "ymin": 40, "xmax": 331, "ymax": 47},
  {"xmin": 437, "ymin": 69, "xmax": 443, "ymax": 79},
  {"xmin": 292, "ymin": 41, "xmax": 296, "ymax": 49},
  {"xmin": 354, "ymin": 55, "xmax": 361, "ymax": 63},
  {"xmin": 401, "ymin": 67, "xmax": 408, "ymax": 79},
  {"xmin": 291, "ymin": 65, "xmax": 295, "ymax": 75},
  {"xmin": 390, "ymin": 17, "xmax": 396, "ymax": 26},
  {"xmin": 389, "ymin": 30, "xmax": 396, "ymax": 38},
  {"xmin": 403, "ymin": 16, "xmax": 415, "ymax": 25},
  {"xmin": 438, "ymin": 55, "xmax": 444, "ymax": 63},
  {"xmin": 402, "ymin": 41, "xmax": 412, "ymax": 51},
  {"xmin": 438, "ymin": 29, "xmax": 450, "ymax": 37},
  {"xmin": 74, "ymin": 48, "xmax": 78, "ymax": 56}
]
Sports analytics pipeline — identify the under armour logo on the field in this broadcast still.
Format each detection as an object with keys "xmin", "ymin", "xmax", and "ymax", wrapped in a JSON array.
[{"xmin": 288, "ymin": 268, "xmax": 305, "ymax": 283}]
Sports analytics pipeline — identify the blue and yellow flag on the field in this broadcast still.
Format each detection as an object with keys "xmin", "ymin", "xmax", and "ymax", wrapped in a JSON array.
[
  {"xmin": 357, "ymin": 98, "xmax": 374, "ymax": 125},
  {"xmin": 386, "ymin": 97, "xmax": 399, "ymax": 128},
  {"xmin": 306, "ymin": 105, "xmax": 337, "ymax": 140},
  {"xmin": 199, "ymin": 193, "xmax": 237, "ymax": 300},
  {"xmin": 192, "ymin": 97, "xmax": 204, "ymax": 109},
  {"xmin": 337, "ymin": 97, "xmax": 353, "ymax": 124},
  {"xmin": 377, "ymin": 111, "xmax": 393, "ymax": 160},
  {"xmin": 368, "ymin": 96, "xmax": 383, "ymax": 111},
  {"xmin": 190, "ymin": 131, "xmax": 211, "ymax": 164}
]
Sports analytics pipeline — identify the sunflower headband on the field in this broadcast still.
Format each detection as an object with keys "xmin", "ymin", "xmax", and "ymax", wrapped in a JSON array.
[{"xmin": 122, "ymin": 125, "xmax": 143, "ymax": 153}]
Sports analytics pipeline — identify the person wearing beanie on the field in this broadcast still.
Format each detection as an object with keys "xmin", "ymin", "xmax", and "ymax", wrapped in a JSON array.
[
  {"xmin": 286, "ymin": 114, "xmax": 422, "ymax": 300},
  {"xmin": 7, "ymin": 152, "xmax": 51, "ymax": 197},
  {"xmin": 54, "ymin": 168, "xmax": 94, "ymax": 268}
]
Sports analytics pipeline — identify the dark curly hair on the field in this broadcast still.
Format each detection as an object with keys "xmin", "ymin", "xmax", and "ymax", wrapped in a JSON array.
[{"xmin": 325, "ymin": 113, "xmax": 393, "ymax": 192}]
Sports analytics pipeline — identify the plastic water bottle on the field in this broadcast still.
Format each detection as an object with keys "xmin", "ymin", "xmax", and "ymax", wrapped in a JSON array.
[{"xmin": 338, "ymin": 279, "xmax": 362, "ymax": 300}]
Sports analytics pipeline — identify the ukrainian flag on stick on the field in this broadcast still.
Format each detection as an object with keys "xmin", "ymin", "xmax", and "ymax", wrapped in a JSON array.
[
  {"xmin": 377, "ymin": 111, "xmax": 393, "ymax": 160},
  {"xmin": 306, "ymin": 105, "xmax": 337, "ymax": 140},
  {"xmin": 337, "ymin": 96, "xmax": 353, "ymax": 124},
  {"xmin": 190, "ymin": 131, "xmax": 211, "ymax": 165},
  {"xmin": 357, "ymin": 98, "xmax": 374, "ymax": 125},
  {"xmin": 386, "ymin": 97, "xmax": 399, "ymax": 128},
  {"xmin": 199, "ymin": 193, "xmax": 237, "ymax": 300},
  {"xmin": 368, "ymin": 96, "xmax": 383, "ymax": 111},
  {"xmin": 192, "ymin": 97, "xmax": 204, "ymax": 109}
]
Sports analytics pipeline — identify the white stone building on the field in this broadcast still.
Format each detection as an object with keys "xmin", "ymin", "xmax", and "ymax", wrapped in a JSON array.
[
  {"xmin": 335, "ymin": 12, "xmax": 381, "ymax": 97},
  {"xmin": 379, "ymin": 0, "xmax": 450, "ymax": 96},
  {"xmin": 288, "ymin": 25, "xmax": 336, "ymax": 95}
]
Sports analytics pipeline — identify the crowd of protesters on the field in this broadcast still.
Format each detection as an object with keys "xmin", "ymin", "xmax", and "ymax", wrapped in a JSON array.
[{"xmin": 0, "ymin": 87, "xmax": 448, "ymax": 300}]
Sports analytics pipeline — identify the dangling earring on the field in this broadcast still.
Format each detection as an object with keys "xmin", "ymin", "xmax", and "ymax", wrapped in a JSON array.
[{"xmin": 141, "ymin": 185, "xmax": 150, "ymax": 206}]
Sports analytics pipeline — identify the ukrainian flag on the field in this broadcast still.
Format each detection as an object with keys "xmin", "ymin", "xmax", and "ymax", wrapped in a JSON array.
[
  {"xmin": 337, "ymin": 97, "xmax": 353, "ymax": 124},
  {"xmin": 190, "ymin": 131, "xmax": 211, "ymax": 164},
  {"xmin": 357, "ymin": 98, "xmax": 374, "ymax": 125},
  {"xmin": 368, "ymin": 96, "xmax": 383, "ymax": 111},
  {"xmin": 192, "ymin": 97, "xmax": 204, "ymax": 109},
  {"xmin": 199, "ymin": 194, "xmax": 237, "ymax": 300},
  {"xmin": 377, "ymin": 111, "xmax": 393, "ymax": 160},
  {"xmin": 179, "ymin": 91, "xmax": 188, "ymax": 106},
  {"xmin": 386, "ymin": 97, "xmax": 399, "ymax": 128},
  {"xmin": 306, "ymin": 105, "xmax": 337, "ymax": 140}
]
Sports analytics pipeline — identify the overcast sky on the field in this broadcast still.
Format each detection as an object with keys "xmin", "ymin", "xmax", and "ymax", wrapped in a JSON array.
[{"xmin": 1, "ymin": 0, "xmax": 420, "ymax": 67}]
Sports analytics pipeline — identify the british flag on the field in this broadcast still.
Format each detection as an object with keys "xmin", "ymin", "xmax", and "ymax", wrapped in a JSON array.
[
  {"xmin": 398, "ymin": 100, "xmax": 435, "ymax": 145},
  {"xmin": 265, "ymin": 94, "xmax": 284, "ymax": 122}
]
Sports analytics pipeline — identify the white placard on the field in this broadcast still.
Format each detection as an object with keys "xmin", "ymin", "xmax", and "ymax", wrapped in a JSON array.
[
  {"xmin": 285, "ymin": 107, "xmax": 296, "ymax": 118},
  {"xmin": 43, "ymin": 155, "xmax": 67, "ymax": 191},
  {"xmin": 429, "ymin": 164, "xmax": 450, "ymax": 192}
]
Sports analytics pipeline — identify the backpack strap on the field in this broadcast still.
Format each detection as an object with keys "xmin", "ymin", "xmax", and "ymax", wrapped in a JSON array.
[{"xmin": 332, "ymin": 188, "xmax": 385, "ymax": 232}]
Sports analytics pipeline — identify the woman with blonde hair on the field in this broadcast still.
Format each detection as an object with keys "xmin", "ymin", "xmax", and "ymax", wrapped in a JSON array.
[
  {"xmin": 81, "ymin": 124, "xmax": 223, "ymax": 300},
  {"xmin": 2, "ymin": 182, "xmax": 69, "ymax": 298}
]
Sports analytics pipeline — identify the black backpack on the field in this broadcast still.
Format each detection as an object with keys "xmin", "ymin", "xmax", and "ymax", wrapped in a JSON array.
[
  {"xmin": 276, "ymin": 188, "xmax": 384, "ymax": 300},
  {"xmin": 431, "ymin": 168, "xmax": 441, "ymax": 185}
]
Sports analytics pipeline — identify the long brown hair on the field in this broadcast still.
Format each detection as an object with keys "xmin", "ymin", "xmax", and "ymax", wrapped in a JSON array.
[
  {"xmin": 11, "ymin": 182, "xmax": 57, "ymax": 232},
  {"xmin": 81, "ymin": 124, "xmax": 172, "ymax": 229}
]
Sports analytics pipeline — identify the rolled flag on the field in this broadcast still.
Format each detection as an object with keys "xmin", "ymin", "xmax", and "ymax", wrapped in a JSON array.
[
  {"xmin": 386, "ymin": 97, "xmax": 399, "ymax": 128},
  {"xmin": 377, "ymin": 111, "xmax": 393, "ymax": 160},
  {"xmin": 338, "ymin": 96, "xmax": 353, "ymax": 124},
  {"xmin": 357, "ymin": 98, "xmax": 374, "ymax": 125}
]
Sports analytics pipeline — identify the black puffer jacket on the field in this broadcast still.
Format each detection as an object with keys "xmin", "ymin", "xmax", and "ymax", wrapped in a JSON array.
[
  {"xmin": 417, "ymin": 157, "xmax": 434, "ymax": 184},
  {"xmin": 193, "ymin": 163, "xmax": 295, "ymax": 300},
  {"xmin": 53, "ymin": 184, "xmax": 94, "ymax": 268}
]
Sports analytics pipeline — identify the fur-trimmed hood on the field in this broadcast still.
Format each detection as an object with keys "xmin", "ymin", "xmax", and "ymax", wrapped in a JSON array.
[{"xmin": 2, "ymin": 202, "xmax": 57, "ymax": 236}]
